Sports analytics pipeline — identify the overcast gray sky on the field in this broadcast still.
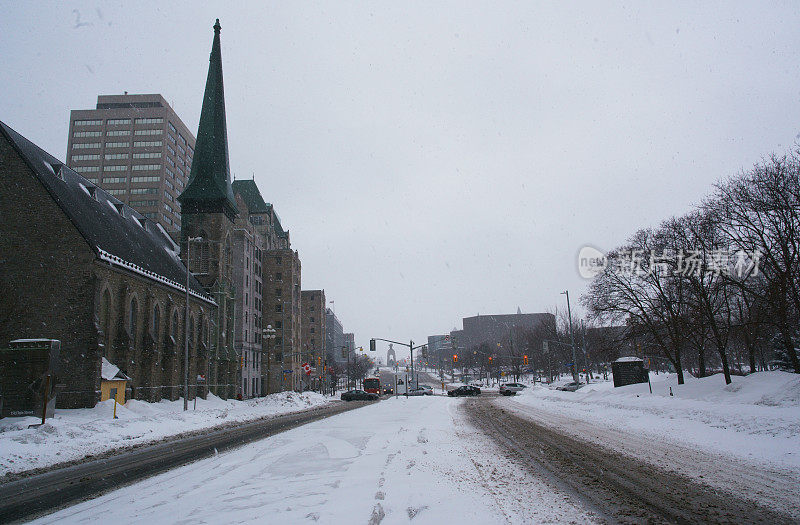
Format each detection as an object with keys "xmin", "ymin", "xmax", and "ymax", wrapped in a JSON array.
[{"xmin": 3, "ymin": 2, "xmax": 799, "ymax": 359}]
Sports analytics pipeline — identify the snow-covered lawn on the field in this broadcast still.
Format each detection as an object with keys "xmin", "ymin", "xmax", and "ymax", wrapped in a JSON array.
[
  {"xmin": 30, "ymin": 396, "xmax": 598, "ymax": 525},
  {"xmin": 0, "ymin": 391, "xmax": 333, "ymax": 477},
  {"xmin": 509, "ymin": 371, "xmax": 800, "ymax": 471}
]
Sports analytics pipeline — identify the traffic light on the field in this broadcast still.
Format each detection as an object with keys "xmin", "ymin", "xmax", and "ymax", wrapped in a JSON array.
[
  {"xmin": 523, "ymin": 355, "xmax": 529, "ymax": 365},
  {"xmin": 370, "ymin": 339, "xmax": 376, "ymax": 352},
  {"xmin": 453, "ymin": 354, "xmax": 458, "ymax": 363},
  {"xmin": 488, "ymin": 356, "xmax": 493, "ymax": 364}
]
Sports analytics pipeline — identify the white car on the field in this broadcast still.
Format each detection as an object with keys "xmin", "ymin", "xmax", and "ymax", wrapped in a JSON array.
[
  {"xmin": 499, "ymin": 383, "xmax": 526, "ymax": 396},
  {"xmin": 407, "ymin": 385, "xmax": 433, "ymax": 396}
]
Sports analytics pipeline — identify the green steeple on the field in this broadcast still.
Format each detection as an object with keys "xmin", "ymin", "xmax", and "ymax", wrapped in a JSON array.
[{"xmin": 178, "ymin": 18, "xmax": 238, "ymax": 220}]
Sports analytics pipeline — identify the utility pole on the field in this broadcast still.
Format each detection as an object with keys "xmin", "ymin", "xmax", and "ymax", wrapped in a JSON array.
[{"xmin": 562, "ymin": 290, "xmax": 578, "ymax": 383}]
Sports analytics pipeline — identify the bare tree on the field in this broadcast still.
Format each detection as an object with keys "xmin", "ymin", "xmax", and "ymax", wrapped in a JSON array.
[
  {"xmin": 583, "ymin": 228, "xmax": 690, "ymax": 384},
  {"xmin": 711, "ymin": 154, "xmax": 800, "ymax": 373}
]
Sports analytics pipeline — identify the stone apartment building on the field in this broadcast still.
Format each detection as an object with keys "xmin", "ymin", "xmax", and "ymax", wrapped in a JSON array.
[
  {"xmin": 263, "ymin": 249, "xmax": 302, "ymax": 391},
  {"xmin": 65, "ymin": 93, "xmax": 196, "ymax": 233},
  {"xmin": 0, "ymin": 120, "xmax": 215, "ymax": 408},
  {"xmin": 232, "ymin": 179, "xmax": 302, "ymax": 394},
  {"xmin": 301, "ymin": 290, "xmax": 327, "ymax": 384},
  {"xmin": 231, "ymin": 193, "xmax": 264, "ymax": 398}
]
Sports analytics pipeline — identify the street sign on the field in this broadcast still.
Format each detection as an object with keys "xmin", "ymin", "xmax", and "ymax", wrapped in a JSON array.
[{"xmin": 283, "ymin": 369, "xmax": 293, "ymax": 374}]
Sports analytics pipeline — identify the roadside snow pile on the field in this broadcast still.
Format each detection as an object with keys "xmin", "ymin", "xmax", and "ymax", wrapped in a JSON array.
[
  {"xmin": 512, "ymin": 371, "xmax": 800, "ymax": 470},
  {"xmin": 0, "ymin": 391, "xmax": 333, "ymax": 477}
]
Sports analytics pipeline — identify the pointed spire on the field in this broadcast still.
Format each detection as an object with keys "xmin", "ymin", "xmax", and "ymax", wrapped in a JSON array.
[{"xmin": 178, "ymin": 18, "xmax": 238, "ymax": 220}]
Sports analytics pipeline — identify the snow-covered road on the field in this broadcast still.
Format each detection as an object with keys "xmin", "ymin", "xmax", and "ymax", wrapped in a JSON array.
[{"xmin": 31, "ymin": 397, "xmax": 596, "ymax": 524}]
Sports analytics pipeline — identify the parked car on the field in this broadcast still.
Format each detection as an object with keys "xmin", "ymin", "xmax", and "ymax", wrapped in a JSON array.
[
  {"xmin": 499, "ymin": 383, "xmax": 526, "ymax": 396},
  {"xmin": 447, "ymin": 385, "xmax": 481, "ymax": 397},
  {"xmin": 341, "ymin": 389, "xmax": 379, "ymax": 401},
  {"xmin": 407, "ymin": 386, "xmax": 433, "ymax": 396}
]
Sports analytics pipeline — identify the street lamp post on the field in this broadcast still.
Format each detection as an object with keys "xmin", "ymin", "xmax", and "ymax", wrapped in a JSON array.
[
  {"xmin": 262, "ymin": 325, "xmax": 276, "ymax": 396},
  {"xmin": 561, "ymin": 290, "xmax": 578, "ymax": 383},
  {"xmin": 184, "ymin": 236, "xmax": 203, "ymax": 411}
]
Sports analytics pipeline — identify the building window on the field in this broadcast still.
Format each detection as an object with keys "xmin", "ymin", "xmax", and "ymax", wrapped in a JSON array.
[
  {"xmin": 130, "ymin": 200, "xmax": 158, "ymax": 207},
  {"xmin": 168, "ymin": 122, "xmax": 177, "ymax": 133},
  {"xmin": 100, "ymin": 289, "xmax": 112, "ymax": 341},
  {"xmin": 153, "ymin": 304, "xmax": 161, "ymax": 336},
  {"xmin": 73, "ymin": 131, "xmax": 102, "ymax": 138},
  {"xmin": 171, "ymin": 310, "xmax": 179, "ymax": 340},
  {"xmin": 178, "ymin": 134, "xmax": 187, "ymax": 145},
  {"xmin": 105, "ymin": 141, "xmax": 130, "ymax": 148},
  {"xmin": 73, "ymin": 166, "xmax": 100, "ymax": 173},
  {"xmin": 275, "ymin": 321, "xmax": 282, "ymax": 329},
  {"xmin": 106, "ymin": 188, "xmax": 126, "ymax": 195},
  {"xmin": 133, "ymin": 152, "xmax": 162, "ymax": 159},
  {"xmin": 134, "ymin": 140, "xmax": 163, "ymax": 147},
  {"xmin": 71, "ymin": 154, "xmax": 100, "ymax": 161},
  {"xmin": 168, "ymin": 134, "xmax": 176, "ymax": 144},
  {"xmin": 107, "ymin": 118, "xmax": 131, "ymax": 125},
  {"xmin": 131, "ymin": 176, "xmax": 160, "ymax": 182},
  {"xmin": 135, "ymin": 129, "xmax": 163, "ymax": 136},
  {"xmin": 275, "ymin": 273, "xmax": 282, "ymax": 281},
  {"xmin": 136, "ymin": 118, "xmax": 164, "ymax": 124},
  {"xmin": 310, "ymin": 328, "xmax": 315, "ymax": 334},
  {"xmin": 130, "ymin": 187, "xmax": 158, "ymax": 195},
  {"xmin": 74, "ymin": 119, "xmax": 103, "ymax": 126},
  {"xmin": 129, "ymin": 297, "xmax": 138, "ymax": 338},
  {"xmin": 103, "ymin": 177, "xmax": 126, "ymax": 184},
  {"xmin": 103, "ymin": 165, "xmax": 127, "ymax": 172},
  {"xmin": 107, "ymin": 130, "xmax": 131, "ymax": 137},
  {"xmin": 72, "ymin": 142, "xmax": 101, "ymax": 149},
  {"xmin": 105, "ymin": 153, "xmax": 129, "ymax": 160},
  {"xmin": 310, "ymin": 316, "xmax": 314, "ymax": 323},
  {"xmin": 274, "ymin": 304, "xmax": 282, "ymax": 312},
  {"xmin": 132, "ymin": 164, "xmax": 161, "ymax": 171}
]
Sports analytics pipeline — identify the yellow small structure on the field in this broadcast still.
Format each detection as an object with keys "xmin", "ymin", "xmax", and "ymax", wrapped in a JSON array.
[{"xmin": 100, "ymin": 357, "xmax": 130, "ymax": 405}]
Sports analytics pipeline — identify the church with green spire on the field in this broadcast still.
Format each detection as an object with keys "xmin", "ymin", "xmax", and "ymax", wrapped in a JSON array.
[{"xmin": 179, "ymin": 18, "xmax": 239, "ymax": 399}]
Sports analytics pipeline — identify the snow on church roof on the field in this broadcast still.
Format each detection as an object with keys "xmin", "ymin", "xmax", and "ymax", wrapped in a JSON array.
[{"xmin": 0, "ymin": 120, "xmax": 215, "ymax": 305}]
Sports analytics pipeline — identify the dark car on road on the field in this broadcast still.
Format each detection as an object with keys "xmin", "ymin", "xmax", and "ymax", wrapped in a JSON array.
[
  {"xmin": 341, "ymin": 389, "xmax": 379, "ymax": 401},
  {"xmin": 447, "ymin": 385, "xmax": 481, "ymax": 397}
]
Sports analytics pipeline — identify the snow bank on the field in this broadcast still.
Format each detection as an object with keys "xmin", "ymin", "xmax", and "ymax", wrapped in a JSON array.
[
  {"xmin": 512, "ymin": 371, "xmax": 800, "ymax": 470},
  {"xmin": 0, "ymin": 392, "xmax": 333, "ymax": 477}
]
